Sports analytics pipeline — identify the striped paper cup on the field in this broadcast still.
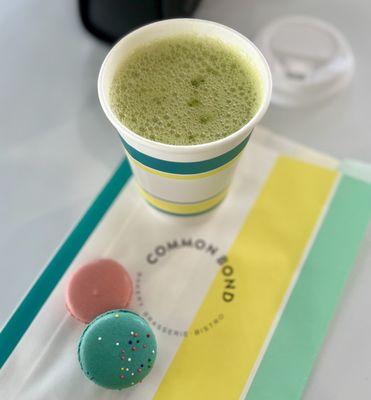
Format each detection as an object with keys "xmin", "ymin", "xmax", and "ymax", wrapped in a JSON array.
[{"xmin": 98, "ymin": 19, "xmax": 272, "ymax": 216}]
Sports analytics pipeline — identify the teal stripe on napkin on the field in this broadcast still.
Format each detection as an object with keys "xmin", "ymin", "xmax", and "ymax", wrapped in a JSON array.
[
  {"xmin": 341, "ymin": 159, "xmax": 371, "ymax": 184},
  {"xmin": 0, "ymin": 158, "xmax": 132, "ymax": 368},
  {"xmin": 246, "ymin": 175, "xmax": 371, "ymax": 400}
]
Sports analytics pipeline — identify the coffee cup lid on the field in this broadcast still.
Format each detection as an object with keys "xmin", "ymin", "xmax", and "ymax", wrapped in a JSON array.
[{"xmin": 254, "ymin": 16, "xmax": 354, "ymax": 107}]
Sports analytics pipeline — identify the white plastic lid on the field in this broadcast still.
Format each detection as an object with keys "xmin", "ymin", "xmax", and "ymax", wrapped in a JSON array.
[{"xmin": 254, "ymin": 16, "xmax": 355, "ymax": 107}]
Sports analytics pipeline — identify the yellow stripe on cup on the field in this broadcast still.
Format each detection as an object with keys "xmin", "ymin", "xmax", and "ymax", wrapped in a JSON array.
[
  {"xmin": 127, "ymin": 152, "xmax": 242, "ymax": 181},
  {"xmin": 154, "ymin": 156, "xmax": 338, "ymax": 399},
  {"xmin": 137, "ymin": 185, "xmax": 229, "ymax": 215}
]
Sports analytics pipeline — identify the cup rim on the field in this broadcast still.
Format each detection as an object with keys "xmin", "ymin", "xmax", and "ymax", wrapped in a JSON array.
[{"xmin": 98, "ymin": 18, "xmax": 272, "ymax": 153}]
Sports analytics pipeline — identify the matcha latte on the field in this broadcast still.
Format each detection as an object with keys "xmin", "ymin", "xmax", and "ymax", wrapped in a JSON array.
[{"xmin": 110, "ymin": 34, "xmax": 262, "ymax": 145}]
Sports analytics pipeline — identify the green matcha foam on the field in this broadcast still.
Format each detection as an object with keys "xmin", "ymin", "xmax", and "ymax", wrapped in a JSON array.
[{"xmin": 109, "ymin": 34, "xmax": 262, "ymax": 145}]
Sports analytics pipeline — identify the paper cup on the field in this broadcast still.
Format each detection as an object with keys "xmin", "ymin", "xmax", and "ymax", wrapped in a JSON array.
[{"xmin": 98, "ymin": 19, "xmax": 272, "ymax": 216}]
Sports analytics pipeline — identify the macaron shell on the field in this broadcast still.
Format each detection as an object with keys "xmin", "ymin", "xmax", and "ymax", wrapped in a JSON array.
[
  {"xmin": 78, "ymin": 310, "xmax": 157, "ymax": 390},
  {"xmin": 66, "ymin": 259, "xmax": 133, "ymax": 323}
]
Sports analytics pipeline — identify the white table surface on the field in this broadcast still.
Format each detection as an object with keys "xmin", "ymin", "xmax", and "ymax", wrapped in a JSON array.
[{"xmin": 1, "ymin": 0, "xmax": 370, "ymax": 398}]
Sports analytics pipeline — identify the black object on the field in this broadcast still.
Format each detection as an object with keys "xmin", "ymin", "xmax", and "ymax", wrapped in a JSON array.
[{"xmin": 79, "ymin": 0, "xmax": 201, "ymax": 43}]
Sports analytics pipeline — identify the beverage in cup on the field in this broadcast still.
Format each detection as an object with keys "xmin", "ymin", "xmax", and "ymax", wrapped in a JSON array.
[{"xmin": 98, "ymin": 19, "xmax": 272, "ymax": 216}]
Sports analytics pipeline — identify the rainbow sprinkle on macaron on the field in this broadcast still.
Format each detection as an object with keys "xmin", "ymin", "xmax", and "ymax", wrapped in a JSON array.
[{"xmin": 78, "ymin": 309, "xmax": 157, "ymax": 389}]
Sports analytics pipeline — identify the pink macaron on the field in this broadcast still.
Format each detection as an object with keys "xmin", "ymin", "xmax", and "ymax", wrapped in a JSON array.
[{"xmin": 66, "ymin": 259, "xmax": 133, "ymax": 323}]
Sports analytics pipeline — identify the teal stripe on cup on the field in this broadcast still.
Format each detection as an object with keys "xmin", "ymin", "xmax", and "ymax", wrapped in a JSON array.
[{"xmin": 119, "ymin": 132, "xmax": 252, "ymax": 175}]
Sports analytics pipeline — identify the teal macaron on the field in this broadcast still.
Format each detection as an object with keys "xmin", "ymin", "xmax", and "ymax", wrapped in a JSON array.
[{"xmin": 78, "ymin": 309, "xmax": 157, "ymax": 390}]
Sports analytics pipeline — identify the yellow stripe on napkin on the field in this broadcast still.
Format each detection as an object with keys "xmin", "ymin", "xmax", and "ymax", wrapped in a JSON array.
[{"xmin": 154, "ymin": 156, "xmax": 337, "ymax": 400}]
